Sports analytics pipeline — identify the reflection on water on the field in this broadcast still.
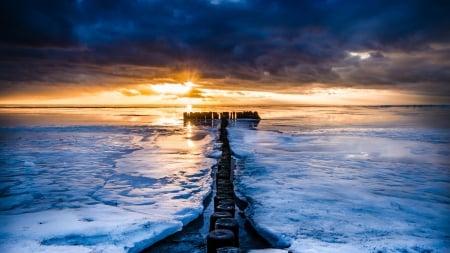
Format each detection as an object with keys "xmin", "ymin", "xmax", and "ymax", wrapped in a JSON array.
[
  {"xmin": 254, "ymin": 106, "xmax": 450, "ymax": 132},
  {"xmin": 183, "ymin": 119, "xmax": 221, "ymax": 128},
  {"xmin": 1, "ymin": 105, "xmax": 449, "ymax": 129},
  {"xmin": 2, "ymin": 105, "xmax": 447, "ymax": 130},
  {"xmin": 0, "ymin": 106, "xmax": 186, "ymax": 127},
  {"xmin": 185, "ymin": 122, "xmax": 194, "ymax": 148}
]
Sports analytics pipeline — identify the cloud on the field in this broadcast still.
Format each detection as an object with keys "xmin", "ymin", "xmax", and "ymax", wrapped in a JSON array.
[
  {"xmin": 0, "ymin": 0, "xmax": 78, "ymax": 48},
  {"xmin": 0, "ymin": 0, "xmax": 449, "ymax": 102},
  {"xmin": 184, "ymin": 88, "xmax": 206, "ymax": 98}
]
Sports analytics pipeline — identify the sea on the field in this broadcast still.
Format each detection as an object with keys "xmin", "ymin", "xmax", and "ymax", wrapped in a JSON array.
[{"xmin": 0, "ymin": 105, "xmax": 448, "ymax": 253}]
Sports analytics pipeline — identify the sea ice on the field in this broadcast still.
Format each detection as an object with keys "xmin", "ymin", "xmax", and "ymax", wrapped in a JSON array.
[
  {"xmin": 248, "ymin": 249, "xmax": 289, "ymax": 253},
  {"xmin": 229, "ymin": 123, "xmax": 450, "ymax": 252},
  {"xmin": 0, "ymin": 124, "xmax": 217, "ymax": 253}
]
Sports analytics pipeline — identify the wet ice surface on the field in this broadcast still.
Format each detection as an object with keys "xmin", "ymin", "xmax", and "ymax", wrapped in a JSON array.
[
  {"xmin": 229, "ymin": 107, "xmax": 450, "ymax": 253},
  {"xmin": 0, "ymin": 122, "xmax": 217, "ymax": 253}
]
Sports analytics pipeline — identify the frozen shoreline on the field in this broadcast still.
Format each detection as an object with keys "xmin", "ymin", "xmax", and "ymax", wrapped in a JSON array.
[
  {"xmin": 0, "ymin": 123, "xmax": 218, "ymax": 253},
  {"xmin": 228, "ymin": 123, "xmax": 450, "ymax": 252}
]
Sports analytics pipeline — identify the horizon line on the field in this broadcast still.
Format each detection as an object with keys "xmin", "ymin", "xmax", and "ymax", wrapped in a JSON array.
[{"xmin": 1, "ymin": 104, "xmax": 449, "ymax": 109}]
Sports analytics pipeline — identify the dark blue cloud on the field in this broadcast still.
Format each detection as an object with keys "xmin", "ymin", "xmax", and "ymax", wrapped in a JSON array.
[
  {"xmin": 0, "ymin": 0, "xmax": 78, "ymax": 47},
  {"xmin": 0, "ymin": 0, "xmax": 449, "ymax": 99}
]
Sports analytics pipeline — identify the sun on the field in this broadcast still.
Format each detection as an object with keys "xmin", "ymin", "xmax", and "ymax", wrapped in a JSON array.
[{"xmin": 151, "ymin": 81, "xmax": 194, "ymax": 94}]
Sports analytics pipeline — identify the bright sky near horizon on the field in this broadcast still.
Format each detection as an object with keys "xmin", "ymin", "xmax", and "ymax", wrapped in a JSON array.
[{"xmin": 0, "ymin": 0, "xmax": 449, "ymax": 105}]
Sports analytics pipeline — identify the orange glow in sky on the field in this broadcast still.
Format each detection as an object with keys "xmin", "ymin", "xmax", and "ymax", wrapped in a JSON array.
[
  {"xmin": 0, "ymin": 85, "xmax": 430, "ymax": 106},
  {"xmin": 151, "ymin": 82, "xmax": 194, "ymax": 94},
  {"xmin": 0, "ymin": 76, "xmax": 436, "ymax": 106}
]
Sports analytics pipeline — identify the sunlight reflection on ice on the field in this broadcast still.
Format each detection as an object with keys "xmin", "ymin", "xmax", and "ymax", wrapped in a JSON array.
[{"xmin": 0, "ymin": 110, "xmax": 217, "ymax": 253}]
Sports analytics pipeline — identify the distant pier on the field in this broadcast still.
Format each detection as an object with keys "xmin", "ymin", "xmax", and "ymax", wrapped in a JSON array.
[{"xmin": 183, "ymin": 111, "xmax": 261, "ymax": 121}]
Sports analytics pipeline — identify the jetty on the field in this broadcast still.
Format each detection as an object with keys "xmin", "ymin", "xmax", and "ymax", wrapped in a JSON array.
[
  {"xmin": 205, "ymin": 112, "xmax": 266, "ymax": 252},
  {"xmin": 183, "ymin": 111, "xmax": 260, "ymax": 121},
  {"xmin": 205, "ymin": 116, "xmax": 238, "ymax": 252},
  {"xmin": 144, "ymin": 112, "xmax": 268, "ymax": 252}
]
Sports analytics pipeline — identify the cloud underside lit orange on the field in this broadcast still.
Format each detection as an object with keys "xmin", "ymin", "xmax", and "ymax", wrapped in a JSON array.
[{"xmin": 1, "ymin": 47, "xmax": 448, "ymax": 106}]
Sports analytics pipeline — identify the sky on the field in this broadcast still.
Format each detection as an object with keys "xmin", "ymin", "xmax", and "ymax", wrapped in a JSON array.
[{"xmin": 0, "ymin": 0, "xmax": 449, "ymax": 105}]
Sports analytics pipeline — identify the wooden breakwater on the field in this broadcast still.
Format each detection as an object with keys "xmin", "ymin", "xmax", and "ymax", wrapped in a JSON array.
[
  {"xmin": 183, "ymin": 111, "xmax": 260, "ymax": 121},
  {"xmin": 206, "ymin": 117, "xmax": 241, "ymax": 253}
]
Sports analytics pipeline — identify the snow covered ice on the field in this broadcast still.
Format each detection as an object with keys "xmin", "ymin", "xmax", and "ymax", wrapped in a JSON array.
[
  {"xmin": 1, "ymin": 106, "xmax": 449, "ymax": 253},
  {"xmin": 228, "ymin": 106, "xmax": 450, "ymax": 253},
  {"xmin": 0, "ymin": 107, "xmax": 218, "ymax": 253}
]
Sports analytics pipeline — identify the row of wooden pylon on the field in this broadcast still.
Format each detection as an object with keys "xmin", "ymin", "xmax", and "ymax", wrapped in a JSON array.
[{"xmin": 206, "ymin": 118, "xmax": 240, "ymax": 253}]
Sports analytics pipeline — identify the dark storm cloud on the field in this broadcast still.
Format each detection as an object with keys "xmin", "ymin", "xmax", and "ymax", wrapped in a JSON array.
[
  {"xmin": 0, "ymin": 0, "xmax": 78, "ymax": 48},
  {"xmin": 0, "ymin": 0, "xmax": 449, "ymax": 100}
]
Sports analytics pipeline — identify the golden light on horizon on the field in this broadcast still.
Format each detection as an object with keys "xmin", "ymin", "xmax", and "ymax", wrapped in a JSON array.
[
  {"xmin": 151, "ymin": 81, "xmax": 195, "ymax": 95},
  {"xmin": 0, "ymin": 81, "xmax": 429, "ymax": 106},
  {"xmin": 194, "ymin": 86, "xmax": 427, "ymax": 105}
]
